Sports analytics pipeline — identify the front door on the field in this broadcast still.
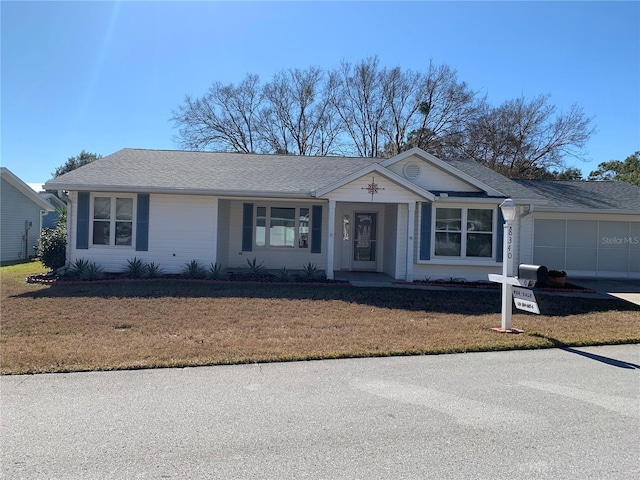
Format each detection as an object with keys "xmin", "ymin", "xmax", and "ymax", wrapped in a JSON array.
[{"xmin": 352, "ymin": 212, "xmax": 378, "ymax": 271}]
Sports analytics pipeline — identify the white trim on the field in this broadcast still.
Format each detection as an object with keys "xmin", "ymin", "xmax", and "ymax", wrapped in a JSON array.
[
  {"xmin": 327, "ymin": 200, "xmax": 336, "ymax": 279},
  {"xmin": 313, "ymin": 164, "xmax": 435, "ymax": 200},
  {"xmin": 380, "ymin": 148, "xmax": 506, "ymax": 197}
]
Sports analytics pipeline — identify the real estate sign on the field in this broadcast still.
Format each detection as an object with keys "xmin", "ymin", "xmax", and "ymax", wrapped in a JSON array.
[{"xmin": 512, "ymin": 287, "xmax": 540, "ymax": 314}]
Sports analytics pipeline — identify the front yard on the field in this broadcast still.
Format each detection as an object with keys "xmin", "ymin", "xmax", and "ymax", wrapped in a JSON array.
[{"xmin": 1, "ymin": 261, "xmax": 638, "ymax": 374}]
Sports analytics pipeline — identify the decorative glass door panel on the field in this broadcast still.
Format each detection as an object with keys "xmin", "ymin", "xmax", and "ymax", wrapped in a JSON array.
[{"xmin": 352, "ymin": 212, "xmax": 377, "ymax": 270}]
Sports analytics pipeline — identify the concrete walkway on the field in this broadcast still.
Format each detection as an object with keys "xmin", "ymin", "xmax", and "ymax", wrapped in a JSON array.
[{"xmin": 334, "ymin": 272, "xmax": 640, "ymax": 306}]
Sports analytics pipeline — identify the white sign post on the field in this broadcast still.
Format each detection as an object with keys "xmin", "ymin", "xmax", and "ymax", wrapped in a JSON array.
[{"xmin": 488, "ymin": 199, "xmax": 523, "ymax": 334}]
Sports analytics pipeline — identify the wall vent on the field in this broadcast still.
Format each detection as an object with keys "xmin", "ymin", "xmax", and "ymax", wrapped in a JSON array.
[{"xmin": 403, "ymin": 162, "xmax": 421, "ymax": 180}]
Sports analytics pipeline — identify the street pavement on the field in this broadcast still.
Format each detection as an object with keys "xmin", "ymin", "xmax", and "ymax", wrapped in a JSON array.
[{"xmin": 1, "ymin": 345, "xmax": 639, "ymax": 479}]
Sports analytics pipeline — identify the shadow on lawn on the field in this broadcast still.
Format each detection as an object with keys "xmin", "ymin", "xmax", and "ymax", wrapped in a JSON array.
[{"xmin": 14, "ymin": 279, "xmax": 640, "ymax": 317}]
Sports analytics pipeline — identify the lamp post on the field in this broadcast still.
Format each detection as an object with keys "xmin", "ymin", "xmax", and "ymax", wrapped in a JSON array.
[{"xmin": 499, "ymin": 199, "xmax": 517, "ymax": 331}]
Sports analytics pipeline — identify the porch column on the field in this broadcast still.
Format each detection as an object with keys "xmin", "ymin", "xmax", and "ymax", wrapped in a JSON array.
[
  {"xmin": 405, "ymin": 202, "xmax": 416, "ymax": 281},
  {"xmin": 326, "ymin": 199, "xmax": 336, "ymax": 279}
]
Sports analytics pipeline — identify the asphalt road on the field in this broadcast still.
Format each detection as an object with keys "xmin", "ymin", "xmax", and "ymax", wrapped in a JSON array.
[{"xmin": 1, "ymin": 345, "xmax": 639, "ymax": 479}]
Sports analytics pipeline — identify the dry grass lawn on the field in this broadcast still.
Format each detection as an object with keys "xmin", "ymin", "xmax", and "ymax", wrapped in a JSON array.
[{"xmin": 1, "ymin": 260, "xmax": 638, "ymax": 374}]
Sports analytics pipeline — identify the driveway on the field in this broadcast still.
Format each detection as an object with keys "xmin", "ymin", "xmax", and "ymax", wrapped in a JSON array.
[
  {"xmin": 571, "ymin": 278, "xmax": 640, "ymax": 306},
  {"xmin": 1, "ymin": 345, "xmax": 638, "ymax": 479}
]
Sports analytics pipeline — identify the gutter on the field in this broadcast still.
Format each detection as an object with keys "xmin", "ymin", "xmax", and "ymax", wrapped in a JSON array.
[{"xmin": 44, "ymin": 184, "xmax": 315, "ymax": 199}]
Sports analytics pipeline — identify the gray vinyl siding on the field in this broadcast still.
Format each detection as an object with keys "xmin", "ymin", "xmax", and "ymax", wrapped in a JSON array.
[
  {"xmin": 1, "ymin": 177, "xmax": 43, "ymax": 262},
  {"xmin": 225, "ymin": 199, "xmax": 327, "ymax": 271}
]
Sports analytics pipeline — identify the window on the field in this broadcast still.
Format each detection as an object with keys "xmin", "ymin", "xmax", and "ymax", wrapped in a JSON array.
[
  {"xmin": 434, "ymin": 207, "xmax": 493, "ymax": 258},
  {"xmin": 92, "ymin": 196, "xmax": 134, "ymax": 246},
  {"xmin": 254, "ymin": 206, "xmax": 311, "ymax": 249}
]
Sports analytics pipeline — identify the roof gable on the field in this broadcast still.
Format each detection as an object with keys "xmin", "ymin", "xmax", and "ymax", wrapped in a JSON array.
[
  {"xmin": 1, "ymin": 168, "xmax": 54, "ymax": 211},
  {"xmin": 380, "ymin": 148, "xmax": 505, "ymax": 197},
  {"xmin": 313, "ymin": 164, "xmax": 436, "ymax": 201}
]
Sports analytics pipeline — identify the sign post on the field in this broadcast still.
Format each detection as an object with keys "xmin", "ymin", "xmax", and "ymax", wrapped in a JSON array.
[{"xmin": 488, "ymin": 198, "xmax": 523, "ymax": 333}]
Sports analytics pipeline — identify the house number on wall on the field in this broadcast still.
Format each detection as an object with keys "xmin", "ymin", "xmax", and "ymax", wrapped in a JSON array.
[{"xmin": 362, "ymin": 176, "xmax": 384, "ymax": 201}]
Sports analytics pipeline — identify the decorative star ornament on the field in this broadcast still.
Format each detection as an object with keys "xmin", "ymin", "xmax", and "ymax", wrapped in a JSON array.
[{"xmin": 362, "ymin": 176, "xmax": 384, "ymax": 201}]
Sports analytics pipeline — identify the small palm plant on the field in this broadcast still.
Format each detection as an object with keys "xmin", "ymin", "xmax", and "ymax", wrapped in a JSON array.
[
  {"xmin": 68, "ymin": 258, "xmax": 91, "ymax": 279},
  {"xmin": 145, "ymin": 262, "xmax": 165, "ymax": 279},
  {"xmin": 243, "ymin": 257, "xmax": 267, "ymax": 280},
  {"xmin": 297, "ymin": 262, "xmax": 322, "ymax": 282},
  {"xmin": 123, "ymin": 257, "xmax": 147, "ymax": 278},
  {"xmin": 275, "ymin": 266, "xmax": 291, "ymax": 282},
  {"xmin": 182, "ymin": 259, "xmax": 206, "ymax": 279},
  {"xmin": 69, "ymin": 259, "xmax": 104, "ymax": 280},
  {"xmin": 207, "ymin": 262, "xmax": 226, "ymax": 280}
]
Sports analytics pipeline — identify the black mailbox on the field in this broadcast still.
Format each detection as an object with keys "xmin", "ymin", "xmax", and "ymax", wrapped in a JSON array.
[{"xmin": 518, "ymin": 264, "xmax": 548, "ymax": 285}]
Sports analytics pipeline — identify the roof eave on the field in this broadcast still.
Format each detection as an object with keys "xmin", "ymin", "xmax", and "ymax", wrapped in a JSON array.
[{"xmin": 44, "ymin": 183, "xmax": 315, "ymax": 199}]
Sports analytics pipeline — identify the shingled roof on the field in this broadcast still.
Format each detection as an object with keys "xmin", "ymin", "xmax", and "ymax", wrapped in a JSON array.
[
  {"xmin": 514, "ymin": 179, "xmax": 640, "ymax": 213},
  {"xmin": 45, "ymin": 149, "xmax": 379, "ymax": 197}
]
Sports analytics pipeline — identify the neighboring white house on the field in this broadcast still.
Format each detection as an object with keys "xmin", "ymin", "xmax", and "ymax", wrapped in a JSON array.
[
  {"xmin": 1, "ymin": 167, "xmax": 55, "ymax": 263},
  {"xmin": 43, "ymin": 148, "xmax": 640, "ymax": 279}
]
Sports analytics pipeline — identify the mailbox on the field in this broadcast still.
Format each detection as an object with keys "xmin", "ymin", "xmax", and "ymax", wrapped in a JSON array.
[{"xmin": 518, "ymin": 264, "xmax": 548, "ymax": 286}]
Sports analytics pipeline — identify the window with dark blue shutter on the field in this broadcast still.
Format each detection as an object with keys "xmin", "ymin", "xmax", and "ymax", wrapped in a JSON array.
[
  {"xmin": 242, "ymin": 203, "xmax": 253, "ymax": 252},
  {"xmin": 136, "ymin": 194, "xmax": 150, "ymax": 251},
  {"xmin": 419, "ymin": 203, "xmax": 432, "ymax": 260},
  {"xmin": 311, "ymin": 205, "xmax": 322, "ymax": 253},
  {"xmin": 76, "ymin": 192, "xmax": 90, "ymax": 249}
]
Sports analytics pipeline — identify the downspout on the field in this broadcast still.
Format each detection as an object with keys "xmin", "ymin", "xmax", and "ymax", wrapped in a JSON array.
[
  {"xmin": 39, "ymin": 209, "xmax": 47, "ymax": 257},
  {"xmin": 60, "ymin": 190, "xmax": 71, "ymax": 268}
]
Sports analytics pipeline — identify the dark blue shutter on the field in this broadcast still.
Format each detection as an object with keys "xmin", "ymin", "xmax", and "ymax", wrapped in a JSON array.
[
  {"xmin": 311, "ymin": 205, "xmax": 322, "ymax": 254},
  {"xmin": 419, "ymin": 203, "xmax": 432, "ymax": 260},
  {"xmin": 76, "ymin": 192, "xmax": 90, "ymax": 249},
  {"xmin": 136, "ymin": 194, "xmax": 150, "ymax": 251},
  {"xmin": 242, "ymin": 203, "xmax": 253, "ymax": 252},
  {"xmin": 496, "ymin": 208, "xmax": 505, "ymax": 262}
]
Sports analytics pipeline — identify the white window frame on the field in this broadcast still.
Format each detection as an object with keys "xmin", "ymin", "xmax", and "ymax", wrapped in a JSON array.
[
  {"xmin": 433, "ymin": 205, "xmax": 496, "ymax": 260},
  {"xmin": 254, "ymin": 205, "xmax": 311, "ymax": 250},
  {"xmin": 89, "ymin": 194, "xmax": 136, "ymax": 248}
]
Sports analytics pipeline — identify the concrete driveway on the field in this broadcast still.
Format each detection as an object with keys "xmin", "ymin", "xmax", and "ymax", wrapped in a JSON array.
[
  {"xmin": 572, "ymin": 278, "xmax": 640, "ymax": 306},
  {"xmin": 1, "ymin": 345, "xmax": 638, "ymax": 479}
]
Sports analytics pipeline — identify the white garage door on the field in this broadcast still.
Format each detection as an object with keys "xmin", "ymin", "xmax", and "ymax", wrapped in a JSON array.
[{"xmin": 533, "ymin": 219, "xmax": 639, "ymax": 277}]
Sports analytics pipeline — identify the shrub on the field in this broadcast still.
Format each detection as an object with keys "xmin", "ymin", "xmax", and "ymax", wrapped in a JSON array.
[
  {"xmin": 275, "ymin": 266, "xmax": 291, "ymax": 282},
  {"xmin": 38, "ymin": 227, "xmax": 67, "ymax": 271},
  {"xmin": 145, "ymin": 262, "xmax": 165, "ymax": 279},
  {"xmin": 297, "ymin": 262, "xmax": 322, "ymax": 282},
  {"xmin": 207, "ymin": 262, "xmax": 226, "ymax": 280},
  {"xmin": 68, "ymin": 259, "xmax": 103, "ymax": 281},
  {"xmin": 182, "ymin": 260, "xmax": 206, "ymax": 279},
  {"xmin": 242, "ymin": 257, "xmax": 267, "ymax": 280},
  {"xmin": 123, "ymin": 257, "xmax": 147, "ymax": 278}
]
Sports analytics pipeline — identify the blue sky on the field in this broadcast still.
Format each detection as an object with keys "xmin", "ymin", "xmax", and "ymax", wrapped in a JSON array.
[{"xmin": 2, "ymin": 1, "xmax": 639, "ymax": 184}]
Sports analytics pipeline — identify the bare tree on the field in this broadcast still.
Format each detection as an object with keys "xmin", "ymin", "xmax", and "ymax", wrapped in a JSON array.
[
  {"xmin": 332, "ymin": 57, "xmax": 391, "ymax": 157},
  {"xmin": 260, "ymin": 67, "xmax": 341, "ymax": 155},
  {"xmin": 171, "ymin": 74, "xmax": 263, "ymax": 153},
  {"xmin": 446, "ymin": 95, "xmax": 595, "ymax": 178},
  {"xmin": 170, "ymin": 59, "xmax": 594, "ymax": 176}
]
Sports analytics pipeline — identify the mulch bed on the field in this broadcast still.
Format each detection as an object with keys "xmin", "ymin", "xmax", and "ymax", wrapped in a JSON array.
[
  {"xmin": 27, "ymin": 272, "xmax": 596, "ymax": 293},
  {"xmin": 408, "ymin": 279, "xmax": 596, "ymax": 293}
]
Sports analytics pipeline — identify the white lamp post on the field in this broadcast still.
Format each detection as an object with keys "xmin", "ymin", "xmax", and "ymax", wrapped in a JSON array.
[{"xmin": 499, "ymin": 199, "xmax": 517, "ymax": 331}]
